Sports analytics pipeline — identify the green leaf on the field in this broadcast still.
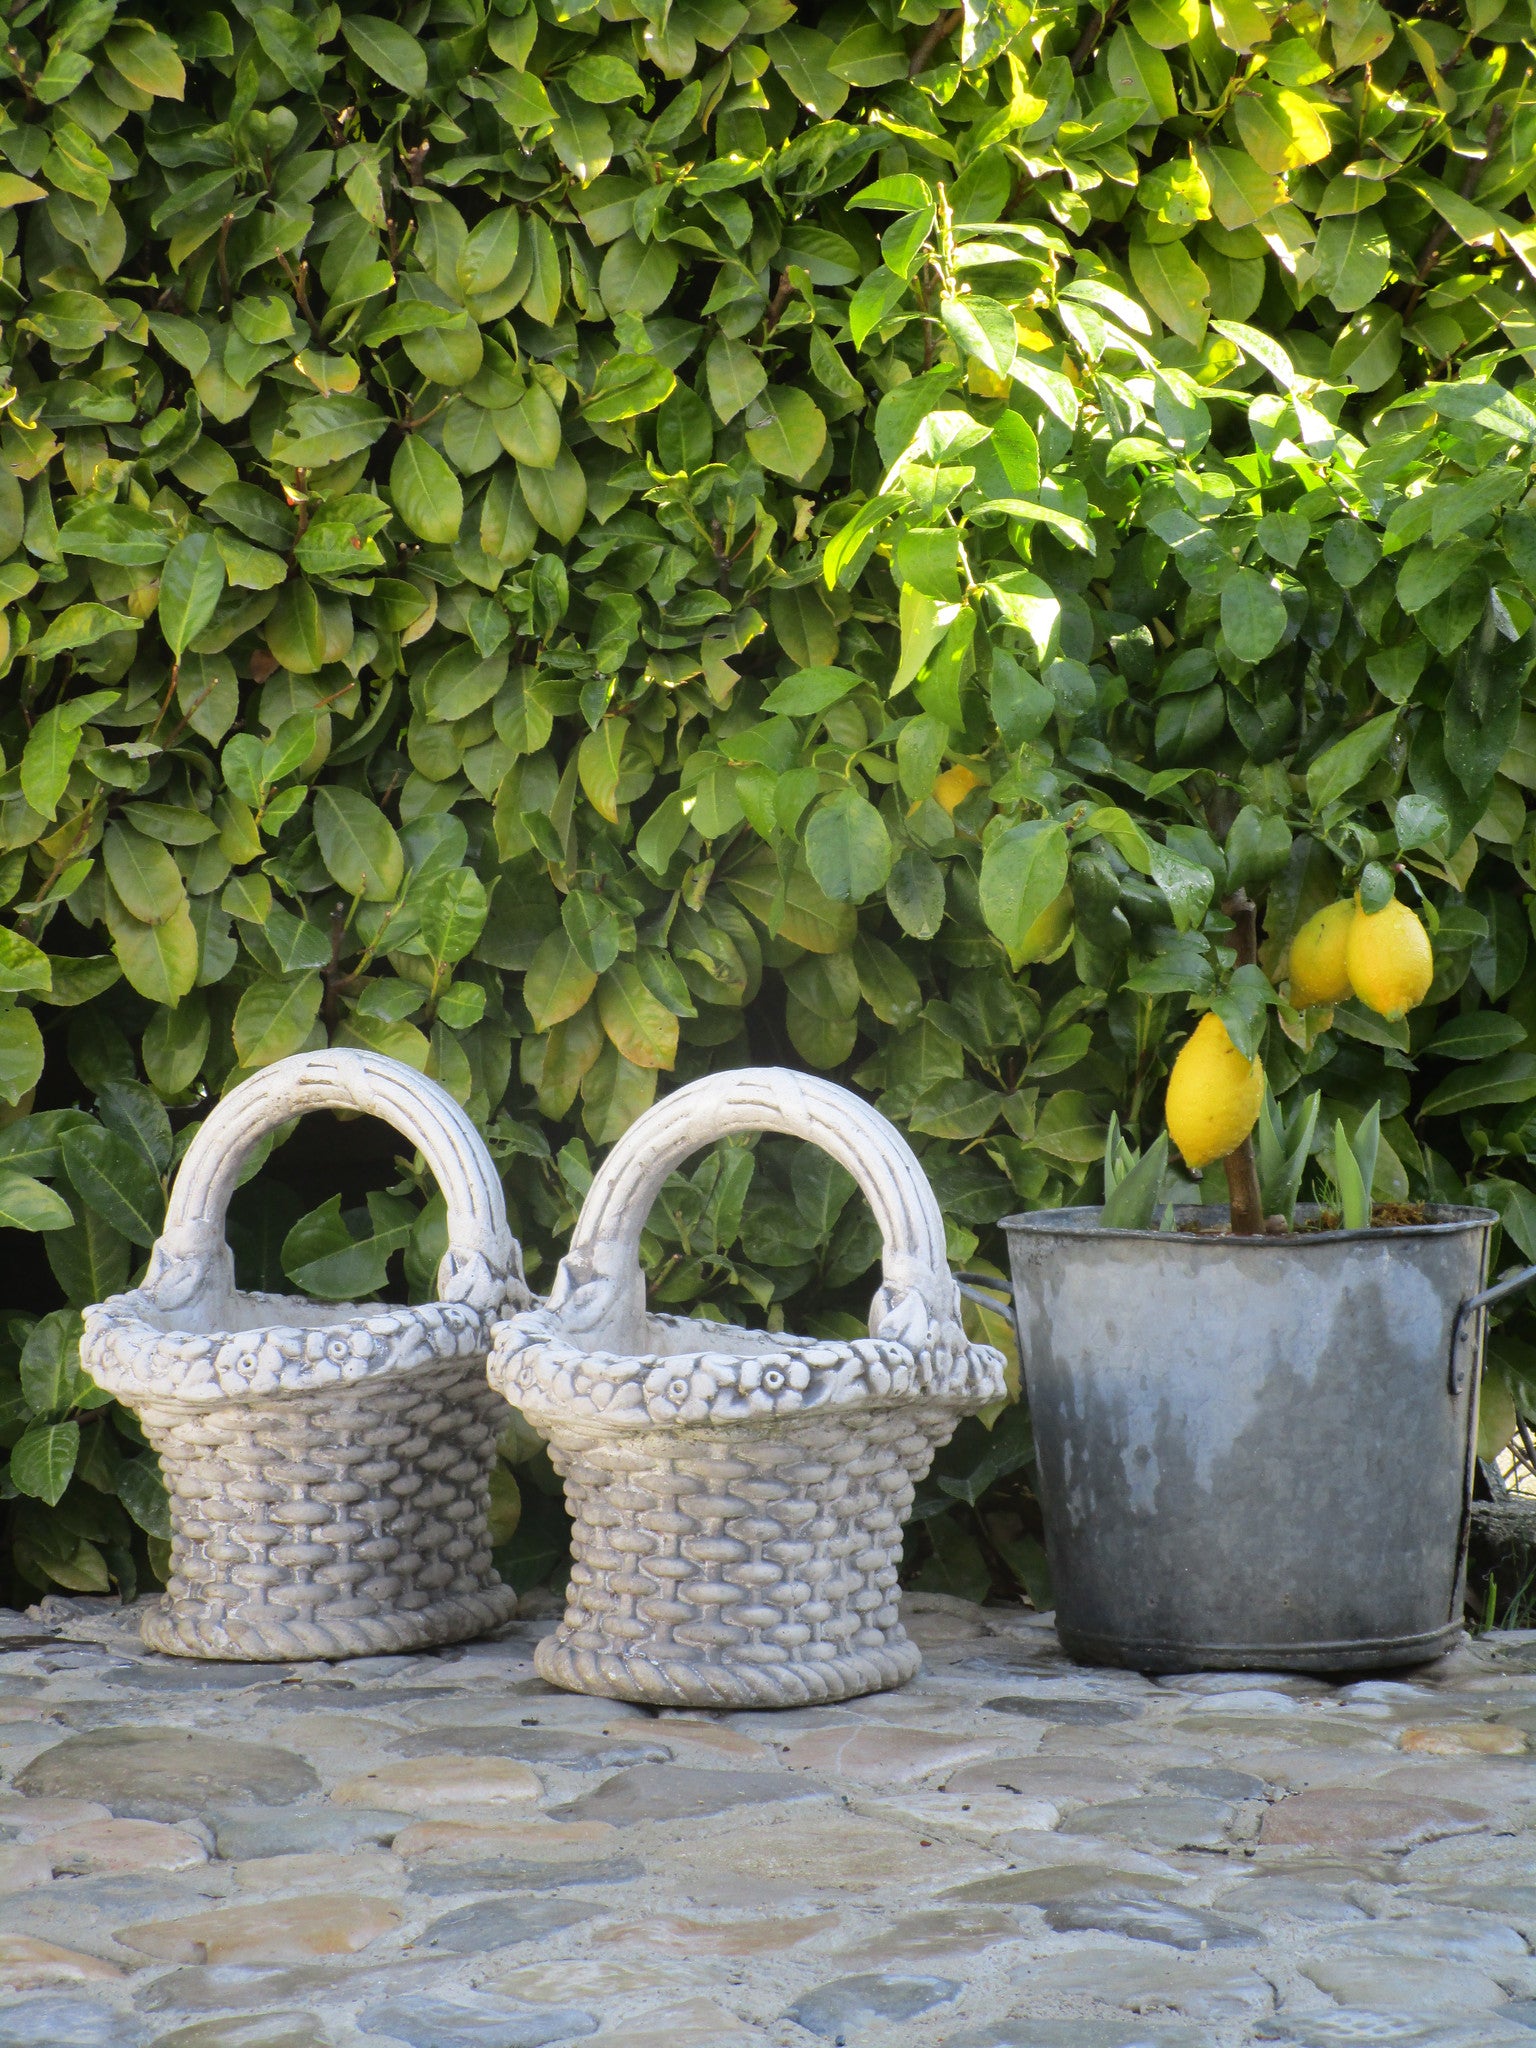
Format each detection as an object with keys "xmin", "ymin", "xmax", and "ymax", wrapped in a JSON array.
[
  {"xmin": 764, "ymin": 27, "xmax": 850, "ymax": 117},
  {"xmin": 391, "ymin": 438, "xmax": 463, "ymax": 545},
  {"xmin": 0, "ymin": 1172, "xmax": 74, "ymax": 1232},
  {"xmin": 804, "ymin": 789, "xmax": 893, "ymax": 904},
  {"xmin": 1147, "ymin": 840, "xmax": 1215, "ymax": 931},
  {"xmin": 1426, "ymin": 1013, "xmax": 1527, "ymax": 1062},
  {"xmin": 1422, "ymin": 1052, "xmax": 1536, "ymax": 1118},
  {"xmin": 60, "ymin": 1124, "xmax": 164, "ymax": 1247},
  {"xmin": 282, "ymin": 1194, "xmax": 409, "ymax": 1301},
  {"xmin": 762, "ymin": 666, "xmax": 860, "ymax": 717},
  {"xmin": 568, "ymin": 54, "xmax": 644, "ymax": 102},
  {"xmin": 519, "ymin": 448, "xmax": 587, "ymax": 542},
  {"xmin": 1220, "ymin": 568, "xmax": 1288, "ymax": 661},
  {"xmin": 1129, "ymin": 0, "xmax": 1200, "ymax": 44},
  {"xmin": 104, "ymin": 824, "xmax": 185, "ymax": 926},
  {"xmin": 418, "ymin": 872, "xmax": 488, "ymax": 967},
  {"xmin": 234, "ymin": 973, "xmax": 324, "ymax": 1069},
  {"xmin": 886, "ymin": 849, "xmax": 946, "ymax": 939},
  {"xmin": 585, "ymin": 353, "xmax": 675, "ymax": 424},
  {"xmin": 28, "ymin": 605, "xmax": 142, "ymax": 662},
  {"xmin": 106, "ymin": 903, "xmax": 199, "ymax": 1005},
  {"xmin": 1128, "ymin": 235, "xmax": 1210, "ymax": 347},
  {"xmin": 1099, "ymin": 1132, "xmax": 1170, "ymax": 1228},
  {"xmin": 252, "ymin": 4, "xmax": 326, "ymax": 90},
  {"xmin": 597, "ymin": 961, "xmax": 679, "ymax": 1069},
  {"xmin": 0, "ymin": 1006, "xmax": 45, "ymax": 1107},
  {"xmin": 577, "ymin": 719, "xmax": 627, "ymax": 824},
  {"xmin": 21, "ymin": 1311, "xmax": 86, "ymax": 1414},
  {"xmin": 599, "ymin": 235, "xmax": 679, "ymax": 317},
  {"xmin": 342, "ymin": 13, "xmax": 428, "ymax": 94},
  {"xmin": 980, "ymin": 821, "xmax": 1070, "ymax": 960},
  {"xmin": 11, "ymin": 1421, "xmax": 80, "ymax": 1506},
  {"xmin": 118, "ymin": 1457, "xmax": 172, "ymax": 1540},
  {"xmin": 158, "ymin": 532, "xmax": 227, "ymax": 661},
  {"xmin": 526, "ymin": 931, "xmax": 599, "ymax": 1031},
  {"xmin": 1306, "ymin": 710, "xmax": 1399, "ymax": 812},
  {"xmin": 706, "ymin": 336, "xmax": 768, "ymax": 423},
  {"xmin": 20, "ymin": 697, "xmax": 113, "ymax": 821},
  {"xmin": 107, "ymin": 22, "xmax": 185, "ymax": 96},
  {"xmin": 313, "ymin": 787, "xmax": 405, "ymax": 902},
  {"xmin": 745, "ymin": 389, "xmax": 827, "ymax": 481},
  {"xmin": 726, "ymin": 848, "xmax": 857, "ymax": 954},
  {"xmin": 58, "ymin": 503, "xmax": 171, "ymax": 567},
  {"xmin": 940, "ymin": 295, "xmax": 1017, "ymax": 377},
  {"xmin": 1311, "ymin": 210, "xmax": 1392, "ymax": 314}
]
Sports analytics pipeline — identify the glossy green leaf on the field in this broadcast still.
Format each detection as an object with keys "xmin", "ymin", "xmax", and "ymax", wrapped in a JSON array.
[
  {"xmin": 391, "ymin": 438, "xmax": 464, "ymax": 545},
  {"xmin": 342, "ymin": 13, "xmax": 428, "ymax": 94},
  {"xmin": 313, "ymin": 788, "xmax": 405, "ymax": 902}
]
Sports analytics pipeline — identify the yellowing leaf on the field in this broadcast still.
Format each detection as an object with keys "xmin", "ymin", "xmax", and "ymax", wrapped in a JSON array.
[{"xmin": 1234, "ymin": 84, "xmax": 1334, "ymax": 173}]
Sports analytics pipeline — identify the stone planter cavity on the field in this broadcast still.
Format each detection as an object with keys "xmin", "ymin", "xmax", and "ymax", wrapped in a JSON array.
[
  {"xmin": 1001, "ymin": 1201, "xmax": 1536, "ymax": 1674},
  {"xmin": 488, "ymin": 1067, "xmax": 1006, "ymax": 1709},
  {"xmin": 82, "ymin": 1048, "xmax": 527, "ymax": 1661}
]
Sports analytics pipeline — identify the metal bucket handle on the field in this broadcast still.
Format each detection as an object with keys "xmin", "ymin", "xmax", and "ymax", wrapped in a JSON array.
[
  {"xmin": 546, "ymin": 1066, "xmax": 961, "ymax": 1357},
  {"xmin": 142, "ymin": 1048, "xmax": 525, "ymax": 1320},
  {"xmin": 1450, "ymin": 1260, "xmax": 1536, "ymax": 1395}
]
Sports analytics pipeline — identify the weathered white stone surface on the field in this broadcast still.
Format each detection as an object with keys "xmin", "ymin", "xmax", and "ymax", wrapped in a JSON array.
[{"xmin": 2, "ymin": 1591, "xmax": 1535, "ymax": 2047}]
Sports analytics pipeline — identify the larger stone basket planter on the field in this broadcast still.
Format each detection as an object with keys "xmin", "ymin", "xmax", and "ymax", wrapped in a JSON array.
[
  {"xmin": 81, "ymin": 1049, "xmax": 528, "ymax": 1661},
  {"xmin": 488, "ymin": 1067, "xmax": 1006, "ymax": 1709}
]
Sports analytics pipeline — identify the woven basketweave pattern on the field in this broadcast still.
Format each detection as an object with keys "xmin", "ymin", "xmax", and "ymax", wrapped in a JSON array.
[
  {"xmin": 82, "ymin": 1049, "xmax": 524, "ymax": 1661},
  {"xmin": 490, "ymin": 1067, "xmax": 1006, "ymax": 1708},
  {"xmin": 136, "ymin": 1361, "xmax": 512, "ymax": 1660},
  {"xmin": 538, "ymin": 1405, "xmax": 962, "ymax": 1707}
]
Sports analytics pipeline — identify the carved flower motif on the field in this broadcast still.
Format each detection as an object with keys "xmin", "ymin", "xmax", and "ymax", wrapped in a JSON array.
[
  {"xmin": 642, "ymin": 1357, "xmax": 735, "ymax": 1423},
  {"xmin": 737, "ymin": 1355, "xmax": 811, "ymax": 1415}
]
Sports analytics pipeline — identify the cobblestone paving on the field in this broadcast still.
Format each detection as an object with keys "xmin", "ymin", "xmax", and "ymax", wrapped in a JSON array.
[{"xmin": 2, "ymin": 1591, "xmax": 1535, "ymax": 2047}]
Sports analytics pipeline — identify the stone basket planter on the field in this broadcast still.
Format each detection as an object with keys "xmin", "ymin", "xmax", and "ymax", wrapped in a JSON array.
[
  {"xmin": 82, "ymin": 1049, "xmax": 528, "ymax": 1661},
  {"xmin": 488, "ymin": 1067, "xmax": 1006, "ymax": 1709}
]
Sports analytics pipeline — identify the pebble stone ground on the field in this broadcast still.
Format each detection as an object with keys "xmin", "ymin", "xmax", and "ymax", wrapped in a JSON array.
[{"xmin": 1, "ymin": 1591, "xmax": 1534, "ymax": 2048}]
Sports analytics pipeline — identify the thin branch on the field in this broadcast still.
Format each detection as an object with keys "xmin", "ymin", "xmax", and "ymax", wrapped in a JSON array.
[
  {"xmin": 1220, "ymin": 889, "xmax": 1267, "ymax": 1236},
  {"xmin": 1400, "ymin": 105, "xmax": 1506, "ymax": 317},
  {"xmin": 275, "ymin": 250, "xmax": 322, "ymax": 343},
  {"xmin": 909, "ymin": 6, "xmax": 962, "ymax": 78},
  {"xmin": 762, "ymin": 271, "xmax": 795, "ymax": 337},
  {"xmin": 322, "ymin": 899, "xmax": 347, "ymax": 1036},
  {"xmin": 1071, "ymin": 0, "xmax": 1123, "ymax": 71},
  {"xmin": 216, "ymin": 213, "xmax": 234, "ymax": 313}
]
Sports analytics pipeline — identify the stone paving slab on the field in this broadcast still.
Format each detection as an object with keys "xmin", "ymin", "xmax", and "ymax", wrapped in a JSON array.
[{"xmin": 1, "ymin": 1593, "xmax": 1534, "ymax": 2047}]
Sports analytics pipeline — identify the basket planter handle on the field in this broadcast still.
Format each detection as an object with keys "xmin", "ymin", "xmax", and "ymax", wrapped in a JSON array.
[
  {"xmin": 143, "ymin": 1048, "xmax": 523, "ymax": 1320},
  {"xmin": 546, "ymin": 1066, "xmax": 961, "ymax": 1356}
]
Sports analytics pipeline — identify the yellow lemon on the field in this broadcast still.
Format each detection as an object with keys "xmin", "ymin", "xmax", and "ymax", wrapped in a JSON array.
[
  {"xmin": 1346, "ymin": 893, "xmax": 1434, "ymax": 1020},
  {"xmin": 934, "ymin": 764, "xmax": 982, "ymax": 815},
  {"xmin": 1287, "ymin": 900, "xmax": 1355, "ymax": 1009},
  {"xmin": 1165, "ymin": 1012, "xmax": 1265, "ymax": 1170},
  {"xmin": 1015, "ymin": 886, "xmax": 1074, "ymax": 965}
]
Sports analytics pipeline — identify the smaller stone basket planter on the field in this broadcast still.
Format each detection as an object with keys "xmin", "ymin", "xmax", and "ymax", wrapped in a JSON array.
[
  {"xmin": 82, "ymin": 1048, "xmax": 527, "ymax": 1661},
  {"xmin": 488, "ymin": 1067, "xmax": 1006, "ymax": 1708}
]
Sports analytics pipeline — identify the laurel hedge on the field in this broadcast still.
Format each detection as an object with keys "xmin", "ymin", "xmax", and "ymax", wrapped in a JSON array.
[{"xmin": 3, "ymin": 0, "xmax": 1536, "ymax": 1609}]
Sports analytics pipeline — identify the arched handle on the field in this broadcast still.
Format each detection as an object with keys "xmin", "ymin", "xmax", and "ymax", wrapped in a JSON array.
[
  {"xmin": 546, "ymin": 1067, "xmax": 961, "ymax": 1355},
  {"xmin": 144, "ymin": 1049, "xmax": 526, "ymax": 1318}
]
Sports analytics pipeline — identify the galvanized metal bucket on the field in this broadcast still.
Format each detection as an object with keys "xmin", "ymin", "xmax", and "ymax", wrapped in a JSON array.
[{"xmin": 999, "ymin": 1203, "xmax": 1534, "ymax": 1674}]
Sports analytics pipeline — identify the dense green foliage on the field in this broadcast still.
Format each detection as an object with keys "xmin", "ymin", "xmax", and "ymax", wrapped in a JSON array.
[{"xmin": 4, "ymin": 0, "xmax": 1536, "ymax": 1607}]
